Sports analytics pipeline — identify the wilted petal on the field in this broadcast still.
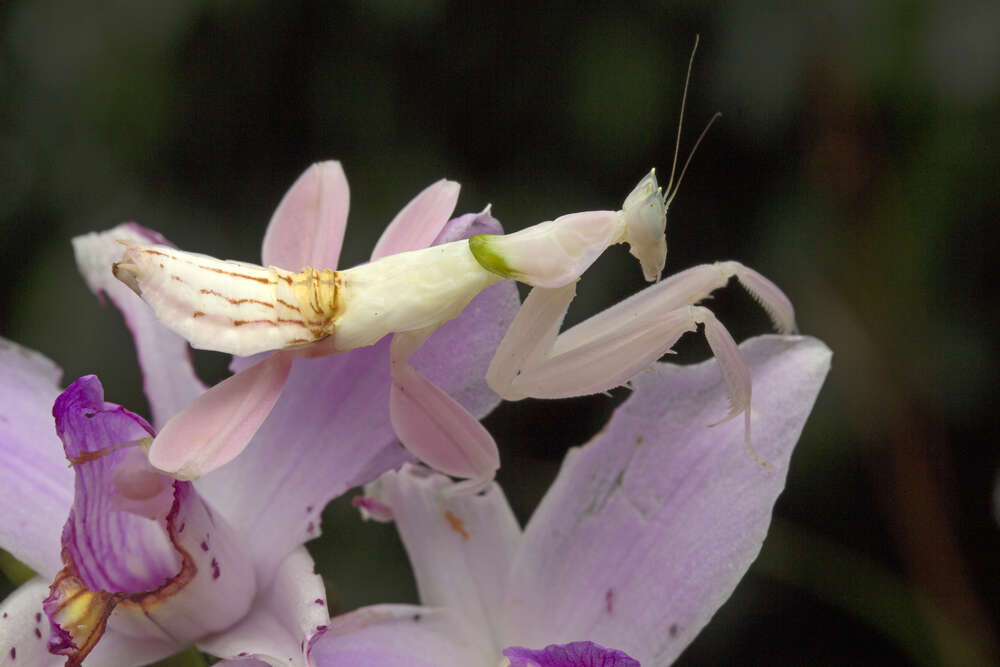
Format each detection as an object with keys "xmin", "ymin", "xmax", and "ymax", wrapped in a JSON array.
[
  {"xmin": 0, "ymin": 339, "xmax": 71, "ymax": 578},
  {"xmin": 73, "ymin": 224, "xmax": 206, "ymax": 428},
  {"xmin": 370, "ymin": 180, "xmax": 460, "ymax": 260},
  {"xmin": 45, "ymin": 377, "xmax": 255, "ymax": 666},
  {"xmin": 197, "ymin": 547, "xmax": 327, "ymax": 667},
  {"xmin": 196, "ymin": 214, "xmax": 519, "ymax": 581},
  {"xmin": 368, "ymin": 464, "xmax": 521, "ymax": 662},
  {"xmin": 499, "ymin": 336, "xmax": 831, "ymax": 664},
  {"xmin": 261, "ymin": 161, "xmax": 350, "ymax": 271},
  {"xmin": 308, "ymin": 605, "xmax": 481, "ymax": 667},
  {"xmin": 148, "ymin": 352, "xmax": 293, "ymax": 480}
]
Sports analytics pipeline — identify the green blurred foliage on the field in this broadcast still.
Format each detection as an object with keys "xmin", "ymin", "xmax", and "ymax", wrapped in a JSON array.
[{"xmin": 2, "ymin": 0, "xmax": 998, "ymax": 664}]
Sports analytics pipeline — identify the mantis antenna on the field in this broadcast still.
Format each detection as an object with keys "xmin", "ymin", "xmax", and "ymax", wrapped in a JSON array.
[{"xmin": 664, "ymin": 34, "xmax": 722, "ymax": 208}]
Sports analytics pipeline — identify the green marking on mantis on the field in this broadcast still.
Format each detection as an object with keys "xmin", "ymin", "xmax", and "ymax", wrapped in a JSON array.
[{"xmin": 469, "ymin": 234, "xmax": 519, "ymax": 280}]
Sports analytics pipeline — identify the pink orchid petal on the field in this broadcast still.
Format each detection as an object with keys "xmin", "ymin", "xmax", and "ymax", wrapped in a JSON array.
[
  {"xmin": 149, "ymin": 352, "xmax": 293, "ymax": 480},
  {"xmin": 1, "ymin": 578, "xmax": 62, "ymax": 667},
  {"xmin": 390, "ymin": 363, "xmax": 499, "ymax": 480},
  {"xmin": 261, "ymin": 161, "xmax": 350, "ymax": 271},
  {"xmin": 0, "ymin": 339, "xmax": 71, "ymax": 579},
  {"xmin": 370, "ymin": 180, "xmax": 460, "ymax": 260},
  {"xmin": 85, "ymin": 632, "xmax": 182, "ymax": 667},
  {"xmin": 500, "ymin": 336, "xmax": 831, "ymax": 664},
  {"xmin": 73, "ymin": 224, "xmax": 207, "ymax": 429},
  {"xmin": 369, "ymin": 465, "xmax": 521, "ymax": 648},
  {"xmin": 308, "ymin": 604, "xmax": 482, "ymax": 667},
  {"xmin": 197, "ymin": 547, "xmax": 328, "ymax": 667},
  {"xmin": 46, "ymin": 377, "xmax": 256, "ymax": 665}
]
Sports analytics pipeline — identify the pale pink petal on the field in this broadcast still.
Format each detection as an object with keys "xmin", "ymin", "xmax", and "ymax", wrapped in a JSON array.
[
  {"xmin": 198, "ymin": 547, "xmax": 328, "ymax": 667},
  {"xmin": 199, "ymin": 340, "xmax": 408, "ymax": 583},
  {"xmin": 148, "ymin": 352, "xmax": 293, "ymax": 480},
  {"xmin": 85, "ymin": 633, "xmax": 184, "ymax": 667},
  {"xmin": 0, "ymin": 339, "xmax": 71, "ymax": 579},
  {"xmin": 73, "ymin": 224, "xmax": 206, "ymax": 429},
  {"xmin": 370, "ymin": 180, "xmax": 460, "ymax": 260},
  {"xmin": 367, "ymin": 465, "xmax": 521, "ymax": 654},
  {"xmin": 308, "ymin": 605, "xmax": 482, "ymax": 667},
  {"xmin": 390, "ymin": 363, "xmax": 499, "ymax": 481},
  {"xmin": 498, "ymin": 336, "xmax": 831, "ymax": 664},
  {"xmin": 1, "ymin": 578, "xmax": 62, "ymax": 667},
  {"xmin": 261, "ymin": 161, "xmax": 350, "ymax": 271}
]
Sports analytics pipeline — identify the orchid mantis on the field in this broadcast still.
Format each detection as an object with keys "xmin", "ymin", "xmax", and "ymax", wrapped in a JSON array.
[
  {"xmin": 112, "ymin": 40, "xmax": 795, "ymax": 486},
  {"xmin": 113, "ymin": 165, "xmax": 794, "ymax": 485}
]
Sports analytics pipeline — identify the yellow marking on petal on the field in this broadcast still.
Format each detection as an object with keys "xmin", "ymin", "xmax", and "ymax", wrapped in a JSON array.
[
  {"xmin": 443, "ymin": 509, "xmax": 470, "ymax": 540},
  {"xmin": 46, "ymin": 568, "xmax": 123, "ymax": 666}
]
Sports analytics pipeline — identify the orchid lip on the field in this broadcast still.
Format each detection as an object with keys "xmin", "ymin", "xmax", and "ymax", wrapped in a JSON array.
[{"xmin": 44, "ymin": 376, "xmax": 256, "ymax": 665}]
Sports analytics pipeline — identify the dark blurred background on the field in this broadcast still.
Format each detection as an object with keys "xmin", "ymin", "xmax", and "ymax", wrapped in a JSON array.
[{"xmin": 2, "ymin": 1, "xmax": 998, "ymax": 665}]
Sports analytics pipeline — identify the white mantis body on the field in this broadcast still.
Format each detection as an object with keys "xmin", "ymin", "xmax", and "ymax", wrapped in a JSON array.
[
  {"xmin": 115, "ymin": 167, "xmax": 794, "ymax": 480},
  {"xmin": 112, "ymin": 38, "xmax": 796, "ymax": 484}
]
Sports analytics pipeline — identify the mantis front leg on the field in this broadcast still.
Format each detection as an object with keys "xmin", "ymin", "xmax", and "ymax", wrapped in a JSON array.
[{"xmin": 485, "ymin": 261, "xmax": 797, "ymax": 465}]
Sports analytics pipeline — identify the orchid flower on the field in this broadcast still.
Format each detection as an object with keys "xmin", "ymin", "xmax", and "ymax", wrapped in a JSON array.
[
  {"xmin": 0, "ymin": 174, "xmax": 517, "ymax": 665},
  {"xmin": 310, "ymin": 335, "xmax": 831, "ymax": 666},
  {"xmin": 0, "ymin": 338, "xmax": 344, "ymax": 666}
]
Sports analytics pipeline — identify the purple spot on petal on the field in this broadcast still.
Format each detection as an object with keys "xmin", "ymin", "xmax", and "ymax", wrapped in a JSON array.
[
  {"xmin": 605, "ymin": 589, "xmax": 614, "ymax": 614},
  {"xmin": 211, "ymin": 558, "xmax": 220, "ymax": 580},
  {"xmin": 306, "ymin": 505, "xmax": 313, "ymax": 513},
  {"xmin": 314, "ymin": 598, "xmax": 324, "ymax": 606},
  {"xmin": 238, "ymin": 652, "xmax": 247, "ymax": 657},
  {"xmin": 2, "ymin": 612, "xmax": 7, "ymax": 618},
  {"xmin": 669, "ymin": 623, "xmax": 679, "ymax": 638},
  {"xmin": 10, "ymin": 647, "xmax": 15, "ymax": 660},
  {"xmin": 34, "ymin": 613, "xmax": 41, "ymax": 624},
  {"xmin": 34, "ymin": 628, "xmax": 41, "ymax": 639},
  {"xmin": 315, "ymin": 625, "xmax": 327, "ymax": 632},
  {"xmin": 307, "ymin": 521, "xmax": 315, "ymax": 534},
  {"xmin": 503, "ymin": 641, "xmax": 639, "ymax": 667},
  {"xmin": 179, "ymin": 522, "xmax": 186, "ymax": 533},
  {"xmin": 200, "ymin": 540, "xmax": 209, "ymax": 552}
]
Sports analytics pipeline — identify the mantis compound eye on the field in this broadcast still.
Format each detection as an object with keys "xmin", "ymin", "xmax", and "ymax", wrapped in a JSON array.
[{"xmin": 621, "ymin": 169, "xmax": 667, "ymax": 283}]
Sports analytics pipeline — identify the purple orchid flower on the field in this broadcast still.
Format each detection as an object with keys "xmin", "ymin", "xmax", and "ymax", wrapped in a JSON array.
[
  {"xmin": 0, "ymin": 167, "xmax": 517, "ymax": 665},
  {"xmin": 308, "ymin": 335, "xmax": 831, "ymax": 666},
  {"xmin": 0, "ymin": 346, "xmax": 329, "ymax": 666}
]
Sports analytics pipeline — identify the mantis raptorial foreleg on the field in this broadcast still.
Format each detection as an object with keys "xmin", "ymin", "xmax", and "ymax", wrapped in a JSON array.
[{"xmin": 484, "ymin": 260, "xmax": 796, "ymax": 465}]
